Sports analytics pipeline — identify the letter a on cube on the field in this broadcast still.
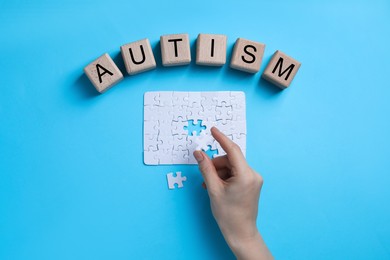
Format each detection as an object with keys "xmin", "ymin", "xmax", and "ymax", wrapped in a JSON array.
[{"xmin": 84, "ymin": 53, "xmax": 123, "ymax": 93}]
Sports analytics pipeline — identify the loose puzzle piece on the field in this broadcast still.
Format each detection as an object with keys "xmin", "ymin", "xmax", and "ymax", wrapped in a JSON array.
[
  {"xmin": 167, "ymin": 172, "xmax": 187, "ymax": 189},
  {"xmin": 144, "ymin": 91, "xmax": 246, "ymax": 165}
]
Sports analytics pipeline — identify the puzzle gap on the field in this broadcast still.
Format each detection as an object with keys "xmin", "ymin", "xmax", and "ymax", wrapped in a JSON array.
[
  {"xmin": 183, "ymin": 119, "xmax": 206, "ymax": 136},
  {"xmin": 204, "ymin": 145, "xmax": 219, "ymax": 159}
]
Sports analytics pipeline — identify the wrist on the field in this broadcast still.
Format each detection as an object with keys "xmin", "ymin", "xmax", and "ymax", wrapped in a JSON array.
[
  {"xmin": 218, "ymin": 221, "xmax": 259, "ymax": 249},
  {"xmin": 225, "ymin": 229, "xmax": 261, "ymax": 253},
  {"xmin": 224, "ymin": 230, "xmax": 273, "ymax": 260}
]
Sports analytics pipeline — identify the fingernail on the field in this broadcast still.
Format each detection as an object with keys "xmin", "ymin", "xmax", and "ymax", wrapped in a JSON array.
[{"xmin": 194, "ymin": 151, "xmax": 204, "ymax": 162}]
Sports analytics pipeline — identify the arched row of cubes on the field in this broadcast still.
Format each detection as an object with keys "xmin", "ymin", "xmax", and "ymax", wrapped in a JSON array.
[{"xmin": 84, "ymin": 33, "xmax": 301, "ymax": 93}]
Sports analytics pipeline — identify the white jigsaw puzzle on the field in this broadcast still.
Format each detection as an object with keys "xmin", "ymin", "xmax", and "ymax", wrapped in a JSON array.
[
  {"xmin": 166, "ymin": 172, "xmax": 187, "ymax": 189},
  {"xmin": 144, "ymin": 91, "xmax": 246, "ymax": 165}
]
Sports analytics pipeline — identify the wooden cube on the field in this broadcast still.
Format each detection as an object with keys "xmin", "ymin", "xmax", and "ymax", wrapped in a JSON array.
[
  {"xmin": 196, "ymin": 34, "xmax": 227, "ymax": 66},
  {"xmin": 230, "ymin": 38, "xmax": 265, "ymax": 73},
  {"xmin": 120, "ymin": 38, "xmax": 156, "ymax": 75},
  {"xmin": 160, "ymin": 33, "xmax": 191, "ymax": 66},
  {"xmin": 262, "ymin": 50, "xmax": 301, "ymax": 89},
  {"xmin": 84, "ymin": 53, "xmax": 123, "ymax": 93}
]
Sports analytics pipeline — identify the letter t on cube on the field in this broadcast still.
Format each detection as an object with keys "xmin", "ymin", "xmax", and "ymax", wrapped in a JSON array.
[{"xmin": 160, "ymin": 33, "xmax": 191, "ymax": 66}]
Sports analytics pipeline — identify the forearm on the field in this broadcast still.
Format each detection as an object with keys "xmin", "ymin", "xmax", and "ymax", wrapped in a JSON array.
[
  {"xmin": 194, "ymin": 128, "xmax": 272, "ymax": 259},
  {"xmin": 225, "ymin": 231, "xmax": 273, "ymax": 260}
]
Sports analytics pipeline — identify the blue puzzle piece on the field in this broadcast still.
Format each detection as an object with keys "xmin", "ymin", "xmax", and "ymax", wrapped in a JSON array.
[
  {"xmin": 183, "ymin": 120, "xmax": 206, "ymax": 136},
  {"xmin": 204, "ymin": 145, "xmax": 219, "ymax": 159}
]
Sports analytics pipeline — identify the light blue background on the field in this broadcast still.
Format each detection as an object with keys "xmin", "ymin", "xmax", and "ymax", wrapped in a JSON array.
[{"xmin": 1, "ymin": 0, "xmax": 389, "ymax": 259}]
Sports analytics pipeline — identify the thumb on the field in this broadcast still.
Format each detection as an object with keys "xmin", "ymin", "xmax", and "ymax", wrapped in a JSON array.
[{"xmin": 193, "ymin": 150, "xmax": 220, "ymax": 190}]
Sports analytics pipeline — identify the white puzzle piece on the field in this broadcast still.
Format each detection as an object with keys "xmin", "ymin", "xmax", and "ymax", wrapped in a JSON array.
[
  {"xmin": 195, "ymin": 131, "xmax": 215, "ymax": 151},
  {"xmin": 144, "ymin": 91, "xmax": 246, "ymax": 165},
  {"xmin": 167, "ymin": 172, "xmax": 187, "ymax": 189}
]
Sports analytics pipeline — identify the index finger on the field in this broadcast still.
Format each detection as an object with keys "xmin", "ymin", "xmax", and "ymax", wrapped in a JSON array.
[{"xmin": 211, "ymin": 127, "xmax": 247, "ymax": 168}]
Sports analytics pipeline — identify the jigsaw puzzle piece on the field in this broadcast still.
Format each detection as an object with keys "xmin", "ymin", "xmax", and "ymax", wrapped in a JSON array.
[
  {"xmin": 214, "ymin": 134, "xmax": 246, "ymax": 158},
  {"xmin": 209, "ymin": 139, "xmax": 218, "ymax": 150},
  {"xmin": 214, "ymin": 134, "xmax": 234, "ymax": 158},
  {"xmin": 144, "ymin": 105, "xmax": 159, "ymax": 121},
  {"xmin": 229, "ymin": 92, "xmax": 246, "ymax": 121},
  {"xmin": 158, "ymin": 148, "xmax": 174, "ymax": 164},
  {"xmin": 229, "ymin": 107, "xmax": 246, "ymax": 121},
  {"xmin": 215, "ymin": 142, "xmax": 227, "ymax": 157},
  {"xmin": 215, "ymin": 119, "xmax": 234, "ymax": 136},
  {"xmin": 144, "ymin": 92, "xmax": 160, "ymax": 106},
  {"xmin": 199, "ymin": 105, "xmax": 217, "ymax": 122},
  {"xmin": 156, "ymin": 105, "xmax": 175, "ymax": 122},
  {"xmin": 229, "ymin": 120, "xmax": 247, "ymax": 136},
  {"xmin": 230, "ymin": 133, "xmax": 247, "ymax": 152},
  {"xmin": 215, "ymin": 91, "xmax": 234, "ymax": 106},
  {"xmin": 204, "ymin": 145, "xmax": 219, "ymax": 158},
  {"xmin": 195, "ymin": 132, "xmax": 215, "ymax": 151},
  {"xmin": 167, "ymin": 171, "xmax": 187, "ymax": 189},
  {"xmin": 185, "ymin": 152, "xmax": 197, "ymax": 164},
  {"xmin": 144, "ymin": 120, "xmax": 159, "ymax": 136},
  {"xmin": 201, "ymin": 92, "xmax": 218, "ymax": 108},
  {"xmin": 172, "ymin": 91, "xmax": 189, "ymax": 107},
  {"xmin": 186, "ymin": 135, "xmax": 198, "ymax": 164},
  {"xmin": 157, "ymin": 134, "xmax": 174, "ymax": 151},
  {"xmin": 169, "ymin": 134, "xmax": 188, "ymax": 151},
  {"xmin": 187, "ymin": 92, "xmax": 202, "ymax": 108},
  {"xmin": 170, "ymin": 106, "xmax": 189, "ymax": 121},
  {"xmin": 144, "ymin": 149, "xmax": 159, "ymax": 165},
  {"xmin": 186, "ymin": 135, "xmax": 195, "ymax": 150},
  {"xmin": 171, "ymin": 92, "xmax": 190, "ymax": 120},
  {"xmin": 200, "ymin": 120, "xmax": 217, "ymax": 135},
  {"xmin": 230, "ymin": 91, "xmax": 245, "ymax": 110},
  {"xmin": 216, "ymin": 103, "xmax": 233, "ymax": 125},
  {"xmin": 158, "ymin": 91, "xmax": 174, "ymax": 107},
  {"xmin": 158, "ymin": 120, "xmax": 174, "ymax": 136},
  {"xmin": 144, "ymin": 134, "xmax": 162, "ymax": 151},
  {"xmin": 186, "ymin": 105, "xmax": 202, "ymax": 123},
  {"xmin": 172, "ymin": 149, "xmax": 189, "ymax": 164},
  {"xmin": 171, "ymin": 119, "xmax": 188, "ymax": 135}
]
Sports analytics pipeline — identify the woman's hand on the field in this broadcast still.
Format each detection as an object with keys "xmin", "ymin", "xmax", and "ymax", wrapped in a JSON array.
[{"xmin": 194, "ymin": 127, "xmax": 273, "ymax": 260}]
